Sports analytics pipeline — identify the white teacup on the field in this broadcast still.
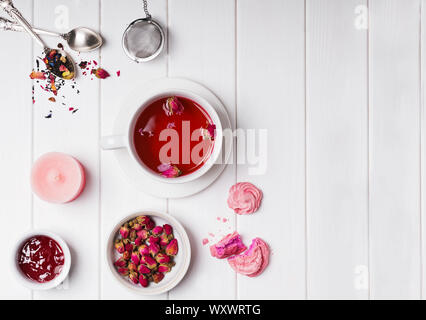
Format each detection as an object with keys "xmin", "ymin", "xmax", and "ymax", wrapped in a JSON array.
[{"xmin": 101, "ymin": 89, "xmax": 223, "ymax": 184}]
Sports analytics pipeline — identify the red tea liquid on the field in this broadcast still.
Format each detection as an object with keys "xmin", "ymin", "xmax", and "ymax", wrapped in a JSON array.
[
  {"xmin": 133, "ymin": 96, "xmax": 215, "ymax": 177},
  {"xmin": 18, "ymin": 235, "xmax": 65, "ymax": 283}
]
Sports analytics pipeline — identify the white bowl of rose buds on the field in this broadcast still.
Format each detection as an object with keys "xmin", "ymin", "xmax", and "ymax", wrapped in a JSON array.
[{"xmin": 106, "ymin": 211, "xmax": 191, "ymax": 295}]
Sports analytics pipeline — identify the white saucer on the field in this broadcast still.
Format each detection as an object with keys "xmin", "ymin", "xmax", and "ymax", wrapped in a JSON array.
[{"xmin": 110, "ymin": 78, "xmax": 233, "ymax": 198}]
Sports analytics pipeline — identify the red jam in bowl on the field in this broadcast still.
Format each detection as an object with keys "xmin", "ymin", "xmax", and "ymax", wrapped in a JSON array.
[{"xmin": 17, "ymin": 235, "xmax": 65, "ymax": 283}]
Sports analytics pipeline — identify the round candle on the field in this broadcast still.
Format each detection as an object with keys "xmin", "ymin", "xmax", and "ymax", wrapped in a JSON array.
[{"xmin": 31, "ymin": 152, "xmax": 86, "ymax": 203}]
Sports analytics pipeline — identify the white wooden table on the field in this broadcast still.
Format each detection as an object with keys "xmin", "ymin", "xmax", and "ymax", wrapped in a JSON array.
[{"xmin": 1, "ymin": 0, "xmax": 425, "ymax": 300}]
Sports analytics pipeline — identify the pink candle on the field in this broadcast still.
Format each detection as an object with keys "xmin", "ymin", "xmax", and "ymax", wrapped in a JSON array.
[{"xmin": 31, "ymin": 152, "xmax": 86, "ymax": 203}]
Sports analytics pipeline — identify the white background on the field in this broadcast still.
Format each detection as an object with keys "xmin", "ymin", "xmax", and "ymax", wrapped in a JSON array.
[{"xmin": 0, "ymin": 0, "xmax": 424, "ymax": 300}]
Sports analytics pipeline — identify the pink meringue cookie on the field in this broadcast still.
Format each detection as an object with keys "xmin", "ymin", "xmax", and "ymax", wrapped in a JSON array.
[
  {"xmin": 227, "ymin": 182, "xmax": 262, "ymax": 215},
  {"xmin": 210, "ymin": 232, "xmax": 247, "ymax": 259},
  {"xmin": 227, "ymin": 238, "xmax": 269, "ymax": 277}
]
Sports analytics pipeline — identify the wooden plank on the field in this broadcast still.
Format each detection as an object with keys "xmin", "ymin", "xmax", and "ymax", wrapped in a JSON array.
[
  {"xmin": 370, "ymin": 0, "xmax": 422, "ymax": 299},
  {"xmin": 422, "ymin": 0, "xmax": 426, "ymax": 300},
  {"xmin": 236, "ymin": 0, "xmax": 306, "ymax": 299},
  {"xmin": 99, "ymin": 0, "xmax": 168, "ymax": 300},
  {"xmin": 167, "ymin": 0, "xmax": 237, "ymax": 299},
  {"xmin": 32, "ymin": 0, "xmax": 100, "ymax": 299},
  {"xmin": 306, "ymin": 0, "xmax": 369, "ymax": 299},
  {"xmin": 0, "ymin": 0, "xmax": 33, "ymax": 300}
]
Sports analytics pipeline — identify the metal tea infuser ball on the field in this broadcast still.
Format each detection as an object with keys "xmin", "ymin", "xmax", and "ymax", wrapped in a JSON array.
[{"xmin": 122, "ymin": 0, "xmax": 165, "ymax": 62}]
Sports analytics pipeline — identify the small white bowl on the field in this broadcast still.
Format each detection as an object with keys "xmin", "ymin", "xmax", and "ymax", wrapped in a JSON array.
[
  {"xmin": 106, "ymin": 211, "xmax": 191, "ymax": 295},
  {"xmin": 12, "ymin": 230, "xmax": 71, "ymax": 290}
]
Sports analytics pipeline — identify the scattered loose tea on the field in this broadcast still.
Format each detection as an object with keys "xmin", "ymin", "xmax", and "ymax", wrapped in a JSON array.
[
  {"xmin": 31, "ymin": 53, "xmax": 117, "ymax": 118},
  {"xmin": 78, "ymin": 61, "xmax": 88, "ymax": 69},
  {"xmin": 29, "ymin": 71, "xmax": 46, "ymax": 80},
  {"xmin": 45, "ymin": 111, "xmax": 52, "ymax": 119},
  {"xmin": 43, "ymin": 49, "xmax": 74, "ymax": 80}
]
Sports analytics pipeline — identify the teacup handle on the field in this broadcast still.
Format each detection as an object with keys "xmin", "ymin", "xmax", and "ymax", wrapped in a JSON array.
[{"xmin": 100, "ymin": 135, "xmax": 127, "ymax": 150}]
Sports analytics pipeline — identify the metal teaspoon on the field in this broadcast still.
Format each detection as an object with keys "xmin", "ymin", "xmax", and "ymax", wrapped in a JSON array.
[
  {"xmin": 0, "ymin": 17, "xmax": 103, "ymax": 52},
  {"xmin": 0, "ymin": 0, "xmax": 76, "ymax": 80}
]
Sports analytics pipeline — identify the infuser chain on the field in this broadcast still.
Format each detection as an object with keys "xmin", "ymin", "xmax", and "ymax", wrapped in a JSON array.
[{"xmin": 142, "ymin": 0, "xmax": 152, "ymax": 20}]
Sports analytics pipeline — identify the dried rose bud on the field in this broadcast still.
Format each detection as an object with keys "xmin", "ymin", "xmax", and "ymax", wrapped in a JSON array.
[
  {"xmin": 120, "ymin": 224, "xmax": 130, "ymax": 239},
  {"xmin": 133, "ymin": 223, "xmax": 143, "ymax": 231},
  {"xmin": 163, "ymin": 97, "xmax": 184, "ymax": 116},
  {"xmin": 137, "ymin": 264, "xmax": 151, "ymax": 274},
  {"xmin": 91, "ymin": 67, "xmax": 110, "ymax": 79},
  {"xmin": 205, "ymin": 124, "xmax": 216, "ymax": 140},
  {"xmin": 139, "ymin": 274, "xmax": 149, "ymax": 287},
  {"xmin": 160, "ymin": 233, "xmax": 170, "ymax": 247},
  {"xmin": 137, "ymin": 229, "xmax": 149, "ymax": 240},
  {"xmin": 117, "ymin": 267, "xmax": 129, "ymax": 276},
  {"xmin": 138, "ymin": 244, "xmax": 149, "ymax": 256},
  {"xmin": 163, "ymin": 224, "xmax": 173, "ymax": 235},
  {"xmin": 131, "ymin": 251, "xmax": 140, "ymax": 265},
  {"xmin": 152, "ymin": 226, "xmax": 163, "ymax": 235},
  {"xmin": 122, "ymin": 251, "xmax": 131, "ymax": 260},
  {"xmin": 149, "ymin": 236, "xmax": 160, "ymax": 244},
  {"xmin": 158, "ymin": 264, "xmax": 171, "ymax": 273},
  {"xmin": 128, "ymin": 262, "xmax": 137, "ymax": 272},
  {"xmin": 157, "ymin": 163, "xmax": 182, "ymax": 178},
  {"xmin": 152, "ymin": 272, "xmax": 165, "ymax": 283},
  {"xmin": 129, "ymin": 229, "xmax": 137, "ymax": 241},
  {"xmin": 125, "ymin": 242, "xmax": 134, "ymax": 253},
  {"xmin": 129, "ymin": 271, "xmax": 139, "ymax": 284},
  {"xmin": 135, "ymin": 237, "xmax": 143, "ymax": 246},
  {"xmin": 115, "ymin": 239, "xmax": 125, "ymax": 253},
  {"xmin": 142, "ymin": 255, "xmax": 157, "ymax": 269},
  {"xmin": 133, "ymin": 217, "xmax": 141, "ymax": 224},
  {"xmin": 145, "ymin": 219, "xmax": 155, "ymax": 230},
  {"xmin": 140, "ymin": 254, "xmax": 149, "ymax": 264},
  {"xmin": 155, "ymin": 252, "xmax": 170, "ymax": 264},
  {"xmin": 149, "ymin": 243, "xmax": 160, "ymax": 256},
  {"xmin": 114, "ymin": 257, "xmax": 127, "ymax": 268},
  {"xmin": 136, "ymin": 215, "xmax": 150, "ymax": 225},
  {"xmin": 166, "ymin": 239, "xmax": 178, "ymax": 256},
  {"xmin": 135, "ymin": 216, "xmax": 148, "ymax": 224}
]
